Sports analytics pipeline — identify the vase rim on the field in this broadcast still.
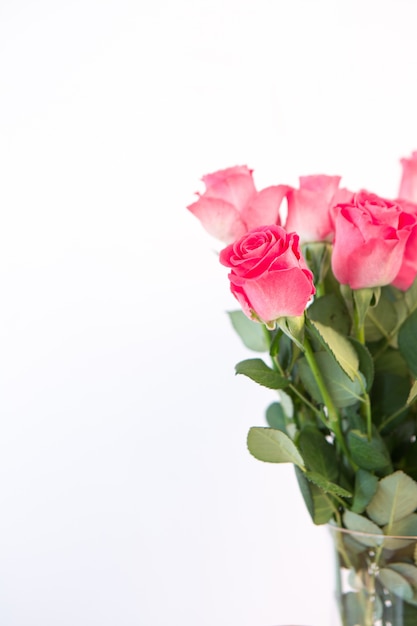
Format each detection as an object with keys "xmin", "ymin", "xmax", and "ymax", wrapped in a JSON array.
[{"xmin": 328, "ymin": 521, "xmax": 417, "ymax": 541}]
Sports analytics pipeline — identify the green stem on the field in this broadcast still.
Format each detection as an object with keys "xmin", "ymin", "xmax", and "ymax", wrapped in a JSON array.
[
  {"xmin": 303, "ymin": 335, "xmax": 357, "ymax": 469},
  {"xmin": 353, "ymin": 301, "xmax": 373, "ymax": 439}
]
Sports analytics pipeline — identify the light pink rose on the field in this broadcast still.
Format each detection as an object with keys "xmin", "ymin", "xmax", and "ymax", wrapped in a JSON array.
[
  {"xmin": 392, "ymin": 199, "xmax": 417, "ymax": 290},
  {"xmin": 331, "ymin": 191, "xmax": 415, "ymax": 290},
  {"xmin": 219, "ymin": 225, "xmax": 315, "ymax": 324},
  {"xmin": 187, "ymin": 166, "xmax": 289, "ymax": 244},
  {"xmin": 398, "ymin": 151, "xmax": 417, "ymax": 204},
  {"xmin": 285, "ymin": 175, "xmax": 353, "ymax": 243}
]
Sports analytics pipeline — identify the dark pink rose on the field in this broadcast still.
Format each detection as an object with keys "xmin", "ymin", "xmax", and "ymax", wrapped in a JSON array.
[
  {"xmin": 219, "ymin": 225, "xmax": 315, "ymax": 324},
  {"xmin": 331, "ymin": 191, "xmax": 415, "ymax": 289},
  {"xmin": 187, "ymin": 166, "xmax": 289, "ymax": 244},
  {"xmin": 398, "ymin": 151, "xmax": 417, "ymax": 203},
  {"xmin": 285, "ymin": 175, "xmax": 353, "ymax": 243},
  {"xmin": 392, "ymin": 199, "xmax": 417, "ymax": 290}
]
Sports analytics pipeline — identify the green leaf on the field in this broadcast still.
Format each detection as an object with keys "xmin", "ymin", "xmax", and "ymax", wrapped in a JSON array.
[
  {"xmin": 308, "ymin": 319, "xmax": 359, "ymax": 381},
  {"xmin": 348, "ymin": 338, "xmax": 374, "ymax": 391},
  {"xmin": 227, "ymin": 310, "xmax": 269, "ymax": 352},
  {"xmin": 298, "ymin": 352, "xmax": 364, "ymax": 408},
  {"xmin": 298, "ymin": 424, "xmax": 339, "ymax": 482},
  {"xmin": 265, "ymin": 402, "xmax": 286, "ymax": 432},
  {"xmin": 307, "ymin": 293, "xmax": 351, "ymax": 335},
  {"xmin": 398, "ymin": 309, "xmax": 417, "ymax": 377},
  {"xmin": 347, "ymin": 429, "xmax": 391, "ymax": 472},
  {"xmin": 294, "ymin": 466, "xmax": 334, "ymax": 525},
  {"xmin": 379, "ymin": 568, "xmax": 414, "ymax": 601},
  {"xmin": 371, "ymin": 371, "xmax": 410, "ymax": 430},
  {"xmin": 305, "ymin": 471, "xmax": 352, "ymax": 498},
  {"xmin": 382, "ymin": 514, "xmax": 417, "ymax": 549},
  {"xmin": 235, "ymin": 359, "xmax": 289, "ymax": 390},
  {"xmin": 389, "ymin": 563, "xmax": 417, "ymax": 595},
  {"xmin": 407, "ymin": 380, "xmax": 417, "ymax": 406},
  {"xmin": 365, "ymin": 290, "xmax": 398, "ymax": 342},
  {"xmin": 351, "ymin": 469, "xmax": 379, "ymax": 514},
  {"xmin": 343, "ymin": 510, "xmax": 384, "ymax": 547},
  {"xmin": 374, "ymin": 348, "xmax": 408, "ymax": 377},
  {"xmin": 366, "ymin": 471, "xmax": 417, "ymax": 527},
  {"xmin": 247, "ymin": 427, "xmax": 305, "ymax": 467}
]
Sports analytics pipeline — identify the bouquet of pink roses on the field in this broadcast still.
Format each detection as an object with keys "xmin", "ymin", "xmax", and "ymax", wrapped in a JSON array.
[
  {"xmin": 187, "ymin": 155, "xmax": 417, "ymax": 524},
  {"xmin": 188, "ymin": 153, "xmax": 417, "ymax": 624}
]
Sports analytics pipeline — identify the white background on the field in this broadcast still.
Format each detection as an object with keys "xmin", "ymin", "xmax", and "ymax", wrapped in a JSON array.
[{"xmin": 1, "ymin": 1, "xmax": 417, "ymax": 625}]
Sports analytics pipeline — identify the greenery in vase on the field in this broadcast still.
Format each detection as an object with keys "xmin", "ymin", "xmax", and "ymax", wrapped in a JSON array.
[{"xmin": 187, "ymin": 154, "xmax": 417, "ymax": 623}]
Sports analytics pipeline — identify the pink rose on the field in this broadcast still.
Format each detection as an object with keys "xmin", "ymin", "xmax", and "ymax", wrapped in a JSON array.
[
  {"xmin": 285, "ymin": 175, "xmax": 353, "ymax": 243},
  {"xmin": 331, "ymin": 191, "xmax": 415, "ymax": 289},
  {"xmin": 219, "ymin": 225, "xmax": 315, "ymax": 324},
  {"xmin": 187, "ymin": 166, "xmax": 289, "ymax": 244},
  {"xmin": 398, "ymin": 151, "xmax": 417, "ymax": 204},
  {"xmin": 392, "ymin": 199, "xmax": 417, "ymax": 290}
]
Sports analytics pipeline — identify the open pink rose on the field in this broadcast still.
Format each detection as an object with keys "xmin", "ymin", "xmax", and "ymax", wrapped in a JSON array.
[
  {"xmin": 285, "ymin": 175, "xmax": 353, "ymax": 243},
  {"xmin": 398, "ymin": 151, "xmax": 417, "ymax": 204},
  {"xmin": 331, "ymin": 191, "xmax": 415, "ymax": 290},
  {"xmin": 219, "ymin": 225, "xmax": 315, "ymax": 324},
  {"xmin": 187, "ymin": 166, "xmax": 289, "ymax": 244}
]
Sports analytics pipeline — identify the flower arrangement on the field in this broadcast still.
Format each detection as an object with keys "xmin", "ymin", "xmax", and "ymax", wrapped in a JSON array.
[{"xmin": 187, "ymin": 153, "xmax": 417, "ymax": 624}]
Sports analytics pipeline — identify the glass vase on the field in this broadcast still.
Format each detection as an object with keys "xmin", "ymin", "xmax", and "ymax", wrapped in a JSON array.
[{"xmin": 330, "ymin": 525, "xmax": 417, "ymax": 626}]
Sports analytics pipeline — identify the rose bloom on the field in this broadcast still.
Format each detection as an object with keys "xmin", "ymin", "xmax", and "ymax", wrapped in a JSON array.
[
  {"xmin": 398, "ymin": 151, "xmax": 417, "ymax": 204},
  {"xmin": 331, "ymin": 191, "xmax": 416, "ymax": 290},
  {"xmin": 187, "ymin": 165, "xmax": 288, "ymax": 244},
  {"xmin": 219, "ymin": 225, "xmax": 315, "ymax": 324},
  {"xmin": 285, "ymin": 175, "xmax": 353, "ymax": 243}
]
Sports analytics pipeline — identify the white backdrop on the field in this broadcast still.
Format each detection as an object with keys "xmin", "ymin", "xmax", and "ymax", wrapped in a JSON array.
[{"xmin": 1, "ymin": 1, "xmax": 417, "ymax": 625}]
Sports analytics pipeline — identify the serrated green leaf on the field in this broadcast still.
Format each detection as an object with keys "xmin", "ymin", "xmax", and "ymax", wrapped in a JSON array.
[
  {"xmin": 294, "ymin": 466, "xmax": 334, "ymax": 525},
  {"xmin": 351, "ymin": 469, "xmax": 379, "ymax": 514},
  {"xmin": 305, "ymin": 471, "xmax": 352, "ymax": 498},
  {"xmin": 343, "ymin": 510, "xmax": 383, "ymax": 547},
  {"xmin": 398, "ymin": 309, "xmax": 417, "ymax": 377},
  {"xmin": 366, "ymin": 471, "xmax": 417, "ymax": 527},
  {"xmin": 347, "ymin": 429, "xmax": 391, "ymax": 472},
  {"xmin": 298, "ymin": 352, "xmax": 364, "ymax": 408},
  {"xmin": 309, "ymin": 319, "xmax": 359, "ymax": 381},
  {"xmin": 227, "ymin": 310, "xmax": 269, "ymax": 352},
  {"xmin": 247, "ymin": 427, "xmax": 305, "ymax": 467},
  {"xmin": 235, "ymin": 359, "xmax": 289, "ymax": 390},
  {"xmin": 298, "ymin": 424, "xmax": 339, "ymax": 482}
]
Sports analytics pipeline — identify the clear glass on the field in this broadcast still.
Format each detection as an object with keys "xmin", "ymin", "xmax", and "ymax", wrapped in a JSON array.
[{"xmin": 330, "ymin": 525, "xmax": 417, "ymax": 626}]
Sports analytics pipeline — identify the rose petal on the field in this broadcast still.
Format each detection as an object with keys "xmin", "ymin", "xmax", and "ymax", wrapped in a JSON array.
[
  {"xmin": 202, "ymin": 172, "xmax": 257, "ymax": 213},
  {"xmin": 187, "ymin": 196, "xmax": 247, "ymax": 244},
  {"xmin": 242, "ymin": 185, "xmax": 290, "ymax": 231}
]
